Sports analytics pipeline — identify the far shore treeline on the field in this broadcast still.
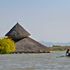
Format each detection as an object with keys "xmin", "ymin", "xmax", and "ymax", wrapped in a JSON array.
[{"xmin": 49, "ymin": 45, "xmax": 70, "ymax": 51}]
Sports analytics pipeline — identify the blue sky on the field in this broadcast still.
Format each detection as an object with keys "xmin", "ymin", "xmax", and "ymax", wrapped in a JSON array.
[{"xmin": 0, "ymin": 0, "xmax": 70, "ymax": 42}]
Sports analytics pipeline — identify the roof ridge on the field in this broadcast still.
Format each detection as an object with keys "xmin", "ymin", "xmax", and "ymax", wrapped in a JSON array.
[{"xmin": 5, "ymin": 23, "xmax": 30, "ymax": 41}]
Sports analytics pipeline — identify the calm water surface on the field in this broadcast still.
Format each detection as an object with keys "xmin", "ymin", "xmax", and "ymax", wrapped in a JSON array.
[{"xmin": 0, "ymin": 52, "xmax": 70, "ymax": 70}]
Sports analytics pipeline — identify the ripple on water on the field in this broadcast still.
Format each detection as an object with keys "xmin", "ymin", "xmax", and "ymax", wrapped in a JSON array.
[{"xmin": 0, "ymin": 52, "xmax": 70, "ymax": 70}]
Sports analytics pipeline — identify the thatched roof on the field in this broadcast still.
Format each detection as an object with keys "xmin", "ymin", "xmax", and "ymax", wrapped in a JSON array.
[
  {"xmin": 5, "ymin": 23, "xmax": 30, "ymax": 41},
  {"xmin": 15, "ymin": 37, "xmax": 49, "ymax": 53},
  {"xmin": 5, "ymin": 23, "xmax": 50, "ymax": 53}
]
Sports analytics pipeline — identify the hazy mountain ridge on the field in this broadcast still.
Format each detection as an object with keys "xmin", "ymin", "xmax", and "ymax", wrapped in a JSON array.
[{"xmin": 41, "ymin": 41, "xmax": 70, "ymax": 47}]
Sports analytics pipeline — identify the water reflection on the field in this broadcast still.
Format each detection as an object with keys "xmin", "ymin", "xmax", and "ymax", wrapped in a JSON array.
[{"xmin": 0, "ymin": 52, "xmax": 70, "ymax": 70}]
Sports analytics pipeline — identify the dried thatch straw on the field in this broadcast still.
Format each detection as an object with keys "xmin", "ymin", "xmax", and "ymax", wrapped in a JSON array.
[{"xmin": 5, "ymin": 23, "xmax": 30, "ymax": 41}]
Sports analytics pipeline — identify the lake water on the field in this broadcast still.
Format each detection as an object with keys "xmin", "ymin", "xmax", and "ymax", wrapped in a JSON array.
[{"xmin": 0, "ymin": 52, "xmax": 70, "ymax": 70}]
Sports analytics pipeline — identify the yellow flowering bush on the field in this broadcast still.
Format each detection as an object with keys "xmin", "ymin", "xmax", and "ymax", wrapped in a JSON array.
[{"xmin": 0, "ymin": 37, "xmax": 16, "ymax": 54}]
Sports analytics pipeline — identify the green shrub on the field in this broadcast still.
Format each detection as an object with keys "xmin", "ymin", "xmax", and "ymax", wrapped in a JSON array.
[{"xmin": 0, "ymin": 37, "xmax": 16, "ymax": 54}]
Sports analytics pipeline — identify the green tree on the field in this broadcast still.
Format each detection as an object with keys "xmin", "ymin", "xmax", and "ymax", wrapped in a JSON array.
[{"xmin": 0, "ymin": 37, "xmax": 16, "ymax": 54}]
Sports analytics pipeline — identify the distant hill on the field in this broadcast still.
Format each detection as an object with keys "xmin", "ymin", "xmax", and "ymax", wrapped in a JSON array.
[
  {"xmin": 41, "ymin": 41, "xmax": 53, "ymax": 47},
  {"xmin": 40, "ymin": 41, "xmax": 70, "ymax": 47}
]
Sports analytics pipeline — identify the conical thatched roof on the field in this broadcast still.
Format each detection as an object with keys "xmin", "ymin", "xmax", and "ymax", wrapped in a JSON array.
[
  {"xmin": 5, "ymin": 23, "xmax": 30, "ymax": 41},
  {"xmin": 15, "ymin": 37, "xmax": 50, "ymax": 53},
  {"xmin": 5, "ymin": 23, "xmax": 50, "ymax": 53}
]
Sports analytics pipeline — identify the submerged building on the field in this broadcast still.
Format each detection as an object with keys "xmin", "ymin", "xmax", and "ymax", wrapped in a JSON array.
[{"xmin": 5, "ymin": 23, "xmax": 49, "ymax": 53}]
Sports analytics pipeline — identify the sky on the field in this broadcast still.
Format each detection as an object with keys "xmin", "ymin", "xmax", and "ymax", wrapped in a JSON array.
[{"xmin": 0, "ymin": 0, "xmax": 70, "ymax": 43}]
